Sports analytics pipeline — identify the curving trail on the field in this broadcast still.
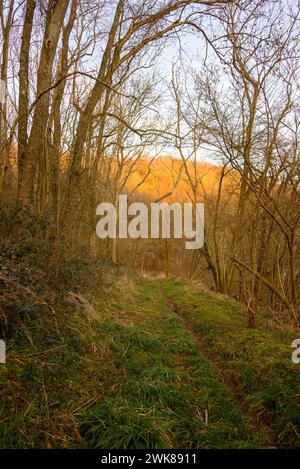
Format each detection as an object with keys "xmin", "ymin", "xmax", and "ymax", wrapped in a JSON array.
[
  {"xmin": 160, "ymin": 284, "xmax": 278, "ymax": 448},
  {"xmin": 80, "ymin": 278, "xmax": 284, "ymax": 449}
]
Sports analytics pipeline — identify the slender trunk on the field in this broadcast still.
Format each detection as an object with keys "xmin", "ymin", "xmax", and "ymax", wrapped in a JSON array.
[
  {"xmin": 21, "ymin": 0, "xmax": 69, "ymax": 211},
  {"xmin": 0, "ymin": 0, "xmax": 14, "ymax": 196}
]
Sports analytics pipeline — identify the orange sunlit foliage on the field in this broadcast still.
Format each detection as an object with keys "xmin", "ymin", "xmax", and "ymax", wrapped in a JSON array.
[{"xmin": 126, "ymin": 155, "xmax": 240, "ymax": 203}]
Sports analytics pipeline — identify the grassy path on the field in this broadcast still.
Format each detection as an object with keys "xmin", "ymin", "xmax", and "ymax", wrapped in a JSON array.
[
  {"xmin": 1, "ymin": 275, "xmax": 298, "ymax": 448},
  {"xmin": 160, "ymin": 283, "xmax": 277, "ymax": 447},
  {"xmin": 79, "ymin": 279, "xmax": 268, "ymax": 448},
  {"xmin": 161, "ymin": 279, "xmax": 299, "ymax": 449}
]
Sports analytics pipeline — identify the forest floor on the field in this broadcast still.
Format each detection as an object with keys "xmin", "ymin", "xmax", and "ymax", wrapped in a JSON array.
[{"xmin": 0, "ymin": 271, "xmax": 299, "ymax": 448}]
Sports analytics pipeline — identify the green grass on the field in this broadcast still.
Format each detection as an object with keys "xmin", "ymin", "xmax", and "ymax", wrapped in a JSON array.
[
  {"xmin": 0, "ymin": 274, "xmax": 298, "ymax": 448},
  {"xmin": 77, "ymin": 280, "xmax": 263, "ymax": 449},
  {"xmin": 162, "ymin": 279, "xmax": 300, "ymax": 448}
]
